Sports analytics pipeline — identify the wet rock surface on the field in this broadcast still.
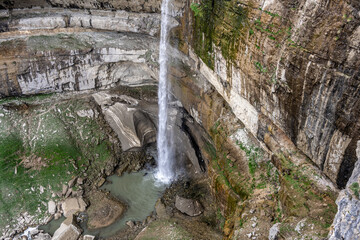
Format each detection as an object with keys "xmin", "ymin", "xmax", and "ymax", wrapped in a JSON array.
[
  {"xmin": 0, "ymin": 0, "xmax": 359, "ymax": 240},
  {"xmin": 86, "ymin": 190, "xmax": 126, "ymax": 229}
]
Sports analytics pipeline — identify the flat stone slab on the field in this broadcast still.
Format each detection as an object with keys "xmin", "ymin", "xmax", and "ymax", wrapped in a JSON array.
[
  {"xmin": 62, "ymin": 197, "xmax": 87, "ymax": 217},
  {"xmin": 52, "ymin": 215, "xmax": 82, "ymax": 240}
]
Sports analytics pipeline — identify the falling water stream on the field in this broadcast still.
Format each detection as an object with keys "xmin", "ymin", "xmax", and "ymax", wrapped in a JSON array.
[{"xmin": 156, "ymin": 0, "xmax": 174, "ymax": 184}]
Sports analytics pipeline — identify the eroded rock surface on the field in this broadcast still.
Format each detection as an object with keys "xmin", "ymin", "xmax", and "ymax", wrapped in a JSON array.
[
  {"xmin": 93, "ymin": 92, "xmax": 157, "ymax": 151},
  {"xmin": 176, "ymin": 0, "xmax": 360, "ymax": 188},
  {"xmin": 86, "ymin": 190, "xmax": 126, "ymax": 229},
  {"xmin": 329, "ymin": 141, "xmax": 360, "ymax": 240},
  {"xmin": 2, "ymin": 8, "xmax": 160, "ymax": 35},
  {"xmin": 0, "ymin": 30, "xmax": 159, "ymax": 97}
]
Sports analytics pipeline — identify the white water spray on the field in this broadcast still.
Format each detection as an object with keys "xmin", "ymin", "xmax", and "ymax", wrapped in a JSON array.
[{"xmin": 156, "ymin": 0, "xmax": 174, "ymax": 184}]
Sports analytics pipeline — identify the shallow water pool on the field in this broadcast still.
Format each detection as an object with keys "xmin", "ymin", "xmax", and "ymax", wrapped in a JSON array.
[{"xmin": 40, "ymin": 170, "xmax": 166, "ymax": 238}]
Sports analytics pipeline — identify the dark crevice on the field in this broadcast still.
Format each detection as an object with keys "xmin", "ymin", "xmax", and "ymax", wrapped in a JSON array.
[
  {"xmin": 181, "ymin": 117, "xmax": 206, "ymax": 173},
  {"xmin": 337, "ymin": 138, "xmax": 359, "ymax": 189}
]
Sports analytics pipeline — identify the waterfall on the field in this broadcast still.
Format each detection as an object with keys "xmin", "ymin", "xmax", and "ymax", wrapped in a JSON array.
[{"xmin": 155, "ymin": 0, "xmax": 174, "ymax": 184}]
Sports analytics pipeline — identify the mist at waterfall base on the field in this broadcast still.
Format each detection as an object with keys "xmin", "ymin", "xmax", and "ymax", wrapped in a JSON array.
[{"xmin": 155, "ymin": 0, "xmax": 175, "ymax": 184}]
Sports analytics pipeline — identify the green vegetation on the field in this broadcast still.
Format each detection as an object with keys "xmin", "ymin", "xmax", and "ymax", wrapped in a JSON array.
[
  {"xmin": 216, "ymin": 209, "xmax": 226, "ymax": 230},
  {"xmin": 141, "ymin": 219, "xmax": 193, "ymax": 240},
  {"xmin": 0, "ymin": 95, "xmax": 116, "ymax": 232},
  {"xmin": 192, "ymin": 0, "xmax": 249, "ymax": 69},
  {"xmin": 235, "ymin": 140, "xmax": 260, "ymax": 176},
  {"xmin": 254, "ymin": 61, "xmax": 267, "ymax": 74},
  {"xmin": 190, "ymin": 3, "xmax": 202, "ymax": 17},
  {"xmin": 350, "ymin": 182, "xmax": 359, "ymax": 198},
  {"xmin": 0, "ymin": 93, "xmax": 55, "ymax": 105},
  {"xmin": 276, "ymin": 153, "xmax": 337, "ymax": 230},
  {"xmin": 279, "ymin": 223, "xmax": 295, "ymax": 235}
]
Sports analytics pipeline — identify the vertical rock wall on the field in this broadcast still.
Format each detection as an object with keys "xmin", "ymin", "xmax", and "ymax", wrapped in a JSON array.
[
  {"xmin": 329, "ymin": 141, "xmax": 360, "ymax": 240},
  {"xmin": 177, "ymin": 0, "xmax": 360, "ymax": 188}
]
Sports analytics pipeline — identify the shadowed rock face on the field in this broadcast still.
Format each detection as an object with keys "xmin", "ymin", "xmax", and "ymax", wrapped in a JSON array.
[
  {"xmin": 92, "ymin": 91, "xmax": 205, "ymax": 174},
  {"xmin": 133, "ymin": 110, "xmax": 157, "ymax": 147},
  {"xmin": 329, "ymin": 141, "xmax": 360, "ymax": 240}
]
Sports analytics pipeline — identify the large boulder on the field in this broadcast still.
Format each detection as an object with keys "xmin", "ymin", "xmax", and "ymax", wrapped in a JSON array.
[
  {"xmin": 62, "ymin": 197, "xmax": 87, "ymax": 217},
  {"xmin": 48, "ymin": 200, "xmax": 56, "ymax": 215},
  {"xmin": 155, "ymin": 199, "xmax": 170, "ymax": 219},
  {"xmin": 82, "ymin": 235, "xmax": 95, "ymax": 240},
  {"xmin": 87, "ymin": 190, "xmax": 126, "ymax": 229},
  {"xmin": 175, "ymin": 195, "xmax": 203, "ymax": 217},
  {"xmin": 52, "ymin": 215, "xmax": 82, "ymax": 240}
]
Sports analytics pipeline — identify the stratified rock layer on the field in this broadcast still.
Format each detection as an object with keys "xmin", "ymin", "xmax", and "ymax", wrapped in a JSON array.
[{"xmin": 177, "ymin": 0, "xmax": 360, "ymax": 188}]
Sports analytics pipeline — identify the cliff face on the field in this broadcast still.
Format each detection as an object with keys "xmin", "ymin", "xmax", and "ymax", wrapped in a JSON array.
[
  {"xmin": 3, "ymin": 1, "xmax": 357, "ymax": 188},
  {"xmin": 0, "ymin": 8, "xmax": 161, "ymax": 97},
  {"xmin": 0, "ymin": 0, "xmax": 359, "ymax": 239},
  {"xmin": 176, "ymin": 0, "xmax": 360, "ymax": 188},
  {"xmin": 0, "ymin": 0, "xmax": 161, "ymax": 13}
]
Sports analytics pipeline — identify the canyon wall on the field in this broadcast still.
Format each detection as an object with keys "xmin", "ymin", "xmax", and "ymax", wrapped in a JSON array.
[
  {"xmin": 0, "ymin": 0, "xmax": 359, "ymax": 239},
  {"xmin": 2, "ymin": 1, "xmax": 357, "ymax": 188},
  {"xmin": 0, "ymin": 0, "xmax": 161, "ymax": 13},
  {"xmin": 0, "ymin": 8, "xmax": 161, "ymax": 97},
  {"xmin": 176, "ymin": 0, "xmax": 360, "ymax": 188}
]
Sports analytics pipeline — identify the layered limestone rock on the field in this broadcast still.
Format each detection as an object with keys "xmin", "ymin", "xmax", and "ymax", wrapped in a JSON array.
[
  {"xmin": 92, "ymin": 90, "xmax": 205, "ymax": 173},
  {"xmin": 2, "ymin": 8, "xmax": 161, "ymax": 36},
  {"xmin": 62, "ymin": 197, "xmax": 87, "ymax": 217},
  {"xmin": 0, "ymin": 6, "xmax": 165, "ymax": 98},
  {"xmin": 48, "ymin": 0, "xmax": 162, "ymax": 13},
  {"xmin": 93, "ymin": 92, "xmax": 157, "ymax": 151},
  {"xmin": 176, "ymin": 0, "xmax": 360, "ymax": 188},
  {"xmin": 0, "ymin": 0, "xmax": 186, "ymax": 15},
  {"xmin": 0, "ymin": 0, "xmax": 161, "ymax": 13},
  {"xmin": 0, "ymin": 31, "xmax": 159, "ymax": 97}
]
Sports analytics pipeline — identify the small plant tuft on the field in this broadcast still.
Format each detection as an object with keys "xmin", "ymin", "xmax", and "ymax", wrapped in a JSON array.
[
  {"xmin": 350, "ymin": 182, "xmax": 359, "ymax": 198},
  {"xmin": 190, "ymin": 3, "xmax": 202, "ymax": 17}
]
